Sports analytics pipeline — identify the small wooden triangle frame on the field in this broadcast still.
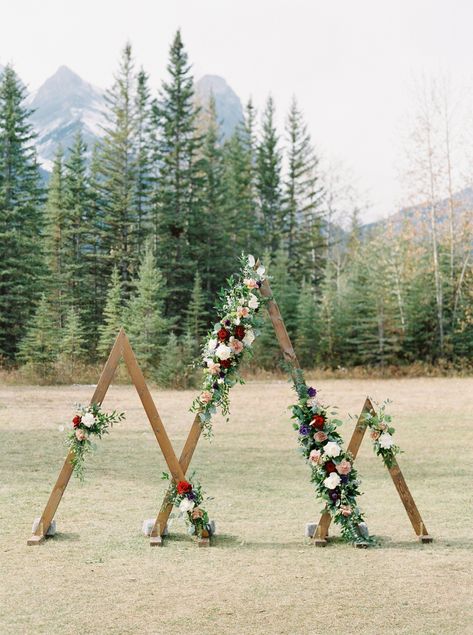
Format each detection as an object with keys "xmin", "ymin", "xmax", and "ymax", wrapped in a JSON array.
[
  {"xmin": 27, "ymin": 328, "xmax": 210, "ymax": 547},
  {"xmin": 27, "ymin": 277, "xmax": 431, "ymax": 547}
]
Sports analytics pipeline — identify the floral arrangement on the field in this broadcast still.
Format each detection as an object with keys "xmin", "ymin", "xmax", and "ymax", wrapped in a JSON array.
[
  {"xmin": 65, "ymin": 404, "xmax": 125, "ymax": 480},
  {"xmin": 161, "ymin": 473, "xmax": 210, "ymax": 538},
  {"xmin": 290, "ymin": 368, "xmax": 372, "ymax": 545},
  {"xmin": 359, "ymin": 399, "xmax": 401, "ymax": 468},
  {"xmin": 191, "ymin": 254, "xmax": 267, "ymax": 436}
]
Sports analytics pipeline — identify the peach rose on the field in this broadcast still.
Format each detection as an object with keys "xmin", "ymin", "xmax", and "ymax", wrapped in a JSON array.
[
  {"xmin": 243, "ymin": 278, "xmax": 258, "ymax": 289},
  {"xmin": 314, "ymin": 431, "xmax": 328, "ymax": 443},
  {"xmin": 208, "ymin": 362, "xmax": 221, "ymax": 375},
  {"xmin": 200, "ymin": 390, "xmax": 213, "ymax": 404},
  {"xmin": 75, "ymin": 429, "xmax": 86, "ymax": 441},
  {"xmin": 340, "ymin": 505, "xmax": 352, "ymax": 517},
  {"xmin": 191, "ymin": 507, "xmax": 204, "ymax": 520},
  {"xmin": 370, "ymin": 430, "xmax": 380, "ymax": 441},
  {"xmin": 379, "ymin": 423, "xmax": 387, "ymax": 431},
  {"xmin": 229, "ymin": 337, "xmax": 244, "ymax": 354},
  {"xmin": 237, "ymin": 306, "xmax": 250, "ymax": 318},
  {"xmin": 336, "ymin": 459, "xmax": 352, "ymax": 475},
  {"xmin": 309, "ymin": 449, "xmax": 322, "ymax": 465}
]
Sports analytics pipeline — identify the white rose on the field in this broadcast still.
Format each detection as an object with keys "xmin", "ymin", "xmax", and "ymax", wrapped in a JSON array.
[
  {"xmin": 324, "ymin": 441, "xmax": 341, "ymax": 458},
  {"xmin": 215, "ymin": 343, "xmax": 232, "ymax": 360},
  {"xmin": 242, "ymin": 328, "xmax": 255, "ymax": 347},
  {"xmin": 248, "ymin": 294, "xmax": 259, "ymax": 309},
  {"xmin": 206, "ymin": 338, "xmax": 218, "ymax": 354},
  {"xmin": 248, "ymin": 254, "xmax": 255, "ymax": 267},
  {"xmin": 323, "ymin": 472, "xmax": 341, "ymax": 490},
  {"xmin": 256, "ymin": 264, "xmax": 265, "ymax": 277},
  {"xmin": 378, "ymin": 433, "xmax": 393, "ymax": 449},
  {"xmin": 82, "ymin": 412, "xmax": 96, "ymax": 428},
  {"xmin": 179, "ymin": 498, "xmax": 195, "ymax": 513}
]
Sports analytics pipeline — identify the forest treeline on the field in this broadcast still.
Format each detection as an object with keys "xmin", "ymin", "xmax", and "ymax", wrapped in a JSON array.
[{"xmin": 0, "ymin": 31, "xmax": 472, "ymax": 384}]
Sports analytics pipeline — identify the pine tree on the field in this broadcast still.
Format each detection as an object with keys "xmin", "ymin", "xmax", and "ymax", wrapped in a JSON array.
[
  {"xmin": 256, "ymin": 96, "xmax": 282, "ymax": 256},
  {"xmin": 155, "ymin": 333, "xmax": 185, "ymax": 388},
  {"xmin": 134, "ymin": 68, "xmax": 152, "ymax": 255},
  {"xmin": 99, "ymin": 43, "xmax": 138, "ymax": 291},
  {"xmin": 185, "ymin": 271, "xmax": 206, "ymax": 353},
  {"xmin": 283, "ymin": 97, "xmax": 324, "ymax": 284},
  {"xmin": 124, "ymin": 246, "xmax": 168, "ymax": 373},
  {"xmin": 18, "ymin": 294, "xmax": 58, "ymax": 374},
  {"xmin": 154, "ymin": 30, "xmax": 203, "ymax": 320},
  {"xmin": 295, "ymin": 280, "xmax": 318, "ymax": 367},
  {"xmin": 197, "ymin": 94, "xmax": 228, "ymax": 300},
  {"xmin": 0, "ymin": 65, "xmax": 44, "ymax": 359},
  {"xmin": 222, "ymin": 100, "xmax": 259, "ymax": 257},
  {"xmin": 97, "ymin": 267, "xmax": 123, "ymax": 358},
  {"xmin": 43, "ymin": 146, "xmax": 68, "ymax": 329},
  {"xmin": 63, "ymin": 131, "xmax": 91, "ymax": 313},
  {"xmin": 59, "ymin": 307, "xmax": 87, "ymax": 373}
]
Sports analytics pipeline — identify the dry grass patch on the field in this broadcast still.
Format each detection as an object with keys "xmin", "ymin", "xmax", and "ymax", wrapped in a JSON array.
[{"xmin": 1, "ymin": 378, "xmax": 472, "ymax": 634}]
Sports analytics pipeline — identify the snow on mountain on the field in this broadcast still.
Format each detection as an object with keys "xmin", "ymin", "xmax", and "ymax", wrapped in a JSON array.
[{"xmin": 27, "ymin": 65, "xmax": 106, "ymax": 166}]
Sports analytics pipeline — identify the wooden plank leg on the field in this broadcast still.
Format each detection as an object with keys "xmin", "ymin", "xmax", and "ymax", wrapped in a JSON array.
[
  {"xmin": 27, "ymin": 330, "xmax": 125, "ymax": 545},
  {"xmin": 388, "ymin": 459, "xmax": 432, "ymax": 543},
  {"xmin": 150, "ymin": 416, "xmax": 205, "ymax": 546},
  {"xmin": 314, "ymin": 398, "xmax": 375, "ymax": 542}
]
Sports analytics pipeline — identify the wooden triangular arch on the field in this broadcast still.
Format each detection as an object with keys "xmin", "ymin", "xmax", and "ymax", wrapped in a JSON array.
[
  {"xmin": 28, "ymin": 276, "xmax": 431, "ymax": 547},
  {"xmin": 27, "ymin": 328, "xmax": 208, "ymax": 546}
]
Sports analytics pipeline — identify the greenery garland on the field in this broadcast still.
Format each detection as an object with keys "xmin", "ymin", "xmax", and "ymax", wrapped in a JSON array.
[
  {"xmin": 161, "ymin": 473, "xmax": 211, "ymax": 538},
  {"xmin": 357, "ymin": 399, "xmax": 402, "ymax": 468},
  {"xmin": 191, "ymin": 254, "xmax": 267, "ymax": 437},
  {"xmin": 290, "ymin": 369, "xmax": 373, "ymax": 545},
  {"xmin": 65, "ymin": 404, "xmax": 125, "ymax": 480}
]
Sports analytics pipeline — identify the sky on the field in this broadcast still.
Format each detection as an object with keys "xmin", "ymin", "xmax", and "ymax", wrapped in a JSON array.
[{"xmin": 2, "ymin": 0, "xmax": 473, "ymax": 222}]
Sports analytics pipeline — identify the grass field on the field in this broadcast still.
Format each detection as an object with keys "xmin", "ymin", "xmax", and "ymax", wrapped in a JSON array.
[{"xmin": 1, "ymin": 377, "xmax": 472, "ymax": 634}]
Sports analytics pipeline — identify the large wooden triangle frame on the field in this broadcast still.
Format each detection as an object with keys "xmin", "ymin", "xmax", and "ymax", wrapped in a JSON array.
[{"xmin": 27, "ymin": 277, "xmax": 431, "ymax": 547}]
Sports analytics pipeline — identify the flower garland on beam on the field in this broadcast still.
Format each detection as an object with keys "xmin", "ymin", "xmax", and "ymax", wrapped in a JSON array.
[
  {"xmin": 161, "ymin": 473, "xmax": 210, "ymax": 538},
  {"xmin": 358, "ymin": 399, "xmax": 401, "ymax": 468},
  {"xmin": 65, "ymin": 404, "xmax": 125, "ymax": 480},
  {"xmin": 190, "ymin": 254, "xmax": 267, "ymax": 437},
  {"xmin": 290, "ymin": 369, "xmax": 372, "ymax": 545}
]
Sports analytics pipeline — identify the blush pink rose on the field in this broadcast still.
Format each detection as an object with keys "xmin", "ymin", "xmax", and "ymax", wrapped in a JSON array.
[
  {"xmin": 200, "ymin": 390, "xmax": 213, "ymax": 404},
  {"xmin": 340, "ymin": 505, "xmax": 352, "ymax": 517},
  {"xmin": 314, "ymin": 431, "xmax": 328, "ymax": 443},
  {"xmin": 237, "ymin": 306, "xmax": 250, "ymax": 318},
  {"xmin": 243, "ymin": 278, "xmax": 258, "ymax": 289},
  {"xmin": 336, "ymin": 459, "xmax": 352, "ymax": 475},
  {"xmin": 309, "ymin": 449, "xmax": 322, "ymax": 465},
  {"xmin": 208, "ymin": 362, "xmax": 221, "ymax": 375},
  {"xmin": 75, "ymin": 429, "xmax": 86, "ymax": 441},
  {"xmin": 191, "ymin": 507, "xmax": 204, "ymax": 520},
  {"xmin": 229, "ymin": 337, "xmax": 244, "ymax": 354},
  {"xmin": 370, "ymin": 430, "xmax": 380, "ymax": 441}
]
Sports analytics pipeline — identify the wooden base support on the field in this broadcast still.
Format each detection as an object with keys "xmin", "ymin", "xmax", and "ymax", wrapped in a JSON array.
[
  {"xmin": 314, "ymin": 538, "xmax": 328, "ymax": 547},
  {"xmin": 198, "ymin": 537, "xmax": 210, "ymax": 548},
  {"xmin": 27, "ymin": 534, "xmax": 45, "ymax": 546},
  {"xmin": 420, "ymin": 535, "xmax": 433, "ymax": 544},
  {"xmin": 149, "ymin": 535, "xmax": 163, "ymax": 547}
]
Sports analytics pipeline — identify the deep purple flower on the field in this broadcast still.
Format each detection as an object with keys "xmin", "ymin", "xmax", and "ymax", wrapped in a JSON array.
[
  {"xmin": 330, "ymin": 490, "xmax": 340, "ymax": 502},
  {"xmin": 219, "ymin": 371, "xmax": 226, "ymax": 378},
  {"xmin": 307, "ymin": 387, "xmax": 317, "ymax": 398},
  {"xmin": 186, "ymin": 491, "xmax": 196, "ymax": 500},
  {"xmin": 225, "ymin": 320, "xmax": 231, "ymax": 326},
  {"xmin": 256, "ymin": 280, "xmax": 262, "ymax": 288},
  {"xmin": 340, "ymin": 475, "xmax": 349, "ymax": 484},
  {"xmin": 212, "ymin": 382, "xmax": 219, "ymax": 390},
  {"xmin": 299, "ymin": 424, "xmax": 310, "ymax": 436}
]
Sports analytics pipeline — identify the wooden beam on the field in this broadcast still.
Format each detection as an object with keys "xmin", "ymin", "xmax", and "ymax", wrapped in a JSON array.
[{"xmin": 27, "ymin": 329, "xmax": 126, "ymax": 545}]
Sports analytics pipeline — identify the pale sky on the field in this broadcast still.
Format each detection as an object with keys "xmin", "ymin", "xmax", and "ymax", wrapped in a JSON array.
[{"xmin": 2, "ymin": 0, "xmax": 473, "ymax": 222}]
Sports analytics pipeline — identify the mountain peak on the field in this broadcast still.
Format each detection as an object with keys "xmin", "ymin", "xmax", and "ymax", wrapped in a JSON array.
[{"xmin": 195, "ymin": 74, "xmax": 243, "ymax": 139}]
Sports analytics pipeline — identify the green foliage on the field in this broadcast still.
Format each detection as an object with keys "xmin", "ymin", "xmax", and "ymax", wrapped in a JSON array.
[
  {"xmin": 18, "ymin": 294, "xmax": 58, "ymax": 374},
  {"xmin": 97, "ymin": 267, "xmax": 123, "ymax": 358},
  {"xmin": 185, "ymin": 272, "xmax": 207, "ymax": 354},
  {"xmin": 0, "ymin": 65, "xmax": 44, "ymax": 359},
  {"xmin": 124, "ymin": 245, "xmax": 168, "ymax": 373},
  {"xmin": 154, "ymin": 333, "xmax": 190, "ymax": 388},
  {"xmin": 59, "ymin": 307, "xmax": 87, "ymax": 372}
]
